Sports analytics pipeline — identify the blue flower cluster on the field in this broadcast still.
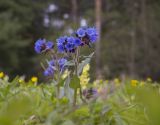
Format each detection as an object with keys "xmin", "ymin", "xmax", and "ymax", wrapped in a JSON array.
[
  {"xmin": 57, "ymin": 36, "xmax": 82, "ymax": 53},
  {"xmin": 76, "ymin": 27, "xmax": 98, "ymax": 44},
  {"xmin": 34, "ymin": 26, "xmax": 98, "ymax": 76},
  {"xmin": 44, "ymin": 58, "xmax": 67, "ymax": 76},
  {"xmin": 34, "ymin": 39, "xmax": 54, "ymax": 53}
]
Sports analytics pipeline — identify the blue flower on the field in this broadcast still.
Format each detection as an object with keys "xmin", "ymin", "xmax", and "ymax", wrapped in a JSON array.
[
  {"xmin": 44, "ymin": 58, "xmax": 67, "ymax": 76},
  {"xmin": 56, "ymin": 36, "xmax": 67, "ymax": 53},
  {"xmin": 65, "ymin": 43, "xmax": 74, "ymax": 51},
  {"xmin": 46, "ymin": 41, "xmax": 54, "ymax": 49},
  {"xmin": 44, "ymin": 66, "xmax": 54, "ymax": 76},
  {"xmin": 57, "ymin": 44, "xmax": 65, "ymax": 53},
  {"xmin": 57, "ymin": 36, "xmax": 67, "ymax": 45},
  {"xmin": 34, "ymin": 39, "xmax": 54, "ymax": 53},
  {"xmin": 76, "ymin": 28, "xmax": 86, "ymax": 37},
  {"xmin": 86, "ymin": 27, "xmax": 97, "ymax": 36},
  {"xmin": 73, "ymin": 38, "xmax": 82, "ymax": 47},
  {"xmin": 86, "ymin": 27, "xmax": 98, "ymax": 43},
  {"xmin": 57, "ymin": 36, "xmax": 78, "ymax": 53},
  {"xmin": 34, "ymin": 39, "xmax": 45, "ymax": 53},
  {"xmin": 58, "ymin": 58, "xmax": 67, "ymax": 71},
  {"xmin": 48, "ymin": 60, "xmax": 55, "ymax": 66},
  {"xmin": 75, "ymin": 27, "xmax": 98, "ymax": 45},
  {"xmin": 89, "ymin": 35, "xmax": 97, "ymax": 43}
]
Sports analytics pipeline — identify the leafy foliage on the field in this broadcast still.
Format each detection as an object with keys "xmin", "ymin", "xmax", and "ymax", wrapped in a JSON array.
[{"xmin": 0, "ymin": 75, "xmax": 159, "ymax": 125}]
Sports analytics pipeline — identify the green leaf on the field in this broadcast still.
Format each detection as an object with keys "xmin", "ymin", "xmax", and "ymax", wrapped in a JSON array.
[
  {"xmin": 83, "ymin": 52, "xmax": 94, "ymax": 58},
  {"xmin": 64, "ymin": 60, "xmax": 75, "ymax": 66},
  {"xmin": 58, "ymin": 78, "xmax": 66, "ymax": 87},
  {"xmin": 70, "ymin": 75, "xmax": 80, "ymax": 90},
  {"xmin": 78, "ymin": 52, "xmax": 94, "ymax": 75},
  {"xmin": 62, "ymin": 120, "xmax": 74, "ymax": 125},
  {"xmin": 64, "ymin": 76, "xmax": 74, "ymax": 102}
]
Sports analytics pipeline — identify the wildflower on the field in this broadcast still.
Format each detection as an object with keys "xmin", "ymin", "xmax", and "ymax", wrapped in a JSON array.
[
  {"xmin": 44, "ymin": 58, "xmax": 67, "ymax": 76},
  {"xmin": 140, "ymin": 81, "xmax": 145, "ymax": 86},
  {"xmin": 86, "ymin": 27, "xmax": 98, "ymax": 43},
  {"xmin": 83, "ymin": 88, "xmax": 98, "ymax": 99},
  {"xmin": 58, "ymin": 58, "xmax": 67, "ymax": 71},
  {"xmin": 131, "ymin": 95, "xmax": 135, "ymax": 101},
  {"xmin": 131, "ymin": 80, "xmax": 138, "ymax": 87},
  {"xmin": 57, "ymin": 36, "xmax": 81, "ymax": 53},
  {"xmin": 57, "ymin": 36, "xmax": 67, "ymax": 53},
  {"xmin": 73, "ymin": 38, "xmax": 82, "ymax": 47},
  {"xmin": 44, "ymin": 66, "xmax": 54, "ymax": 76},
  {"xmin": 76, "ymin": 27, "xmax": 98, "ymax": 45},
  {"xmin": 0, "ymin": 72, "xmax": 4, "ymax": 78},
  {"xmin": 44, "ymin": 60, "xmax": 55, "ymax": 76},
  {"xmin": 34, "ymin": 39, "xmax": 54, "ymax": 53},
  {"xmin": 76, "ymin": 28, "xmax": 86, "ymax": 37},
  {"xmin": 31, "ymin": 76, "xmax": 38, "ymax": 83},
  {"xmin": 147, "ymin": 77, "xmax": 152, "ymax": 82},
  {"xmin": 114, "ymin": 78, "xmax": 120, "ymax": 86},
  {"xmin": 80, "ymin": 64, "xmax": 90, "ymax": 89},
  {"xmin": 18, "ymin": 78, "xmax": 24, "ymax": 84}
]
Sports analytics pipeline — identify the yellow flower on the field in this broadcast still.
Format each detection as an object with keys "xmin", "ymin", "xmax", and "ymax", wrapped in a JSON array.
[
  {"xmin": 62, "ymin": 70, "xmax": 69, "ymax": 79},
  {"xmin": 80, "ymin": 64, "xmax": 90, "ymax": 89},
  {"xmin": 114, "ymin": 78, "xmax": 120, "ymax": 86},
  {"xmin": 105, "ymin": 80, "xmax": 109, "ymax": 84},
  {"xmin": 140, "ymin": 81, "xmax": 145, "ymax": 86},
  {"xmin": 131, "ymin": 80, "xmax": 138, "ymax": 87},
  {"xmin": 114, "ymin": 78, "xmax": 120, "ymax": 84},
  {"xmin": 131, "ymin": 95, "xmax": 135, "ymax": 101},
  {"xmin": 0, "ymin": 72, "xmax": 4, "ymax": 78},
  {"xmin": 31, "ymin": 76, "xmax": 38, "ymax": 83},
  {"xmin": 74, "ymin": 107, "xmax": 90, "ymax": 117},
  {"xmin": 18, "ymin": 79, "xmax": 24, "ymax": 84},
  {"xmin": 147, "ymin": 77, "xmax": 152, "ymax": 82}
]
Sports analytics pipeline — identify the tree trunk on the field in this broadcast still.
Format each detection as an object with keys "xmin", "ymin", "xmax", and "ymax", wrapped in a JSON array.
[
  {"xmin": 130, "ymin": 2, "xmax": 137, "ymax": 78},
  {"xmin": 141, "ymin": 0, "xmax": 150, "ymax": 75},
  {"xmin": 95, "ymin": 0, "xmax": 102, "ymax": 79},
  {"xmin": 71, "ymin": 0, "xmax": 78, "ymax": 23}
]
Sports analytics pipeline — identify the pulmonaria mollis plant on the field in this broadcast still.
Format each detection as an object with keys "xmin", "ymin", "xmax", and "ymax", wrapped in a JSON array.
[{"xmin": 34, "ymin": 27, "xmax": 98, "ymax": 105}]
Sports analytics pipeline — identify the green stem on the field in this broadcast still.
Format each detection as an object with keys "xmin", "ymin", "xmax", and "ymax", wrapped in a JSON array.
[
  {"xmin": 57, "ymin": 85, "xmax": 60, "ymax": 98},
  {"xmin": 73, "ymin": 88, "xmax": 77, "ymax": 106},
  {"xmin": 57, "ymin": 70, "xmax": 61, "ymax": 98}
]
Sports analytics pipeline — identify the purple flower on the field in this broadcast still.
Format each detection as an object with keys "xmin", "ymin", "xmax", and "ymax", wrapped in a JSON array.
[
  {"xmin": 83, "ymin": 88, "xmax": 98, "ymax": 99},
  {"xmin": 34, "ymin": 39, "xmax": 54, "ymax": 53}
]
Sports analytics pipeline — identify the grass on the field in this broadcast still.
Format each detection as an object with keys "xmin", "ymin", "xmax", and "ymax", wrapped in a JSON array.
[{"xmin": 0, "ymin": 74, "xmax": 159, "ymax": 125}]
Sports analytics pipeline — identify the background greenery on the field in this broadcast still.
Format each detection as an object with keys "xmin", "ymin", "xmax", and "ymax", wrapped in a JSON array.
[{"xmin": 0, "ymin": 0, "xmax": 160, "ymax": 81}]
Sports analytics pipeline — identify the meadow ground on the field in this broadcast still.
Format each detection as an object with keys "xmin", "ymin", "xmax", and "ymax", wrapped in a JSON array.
[{"xmin": 0, "ymin": 71, "xmax": 159, "ymax": 125}]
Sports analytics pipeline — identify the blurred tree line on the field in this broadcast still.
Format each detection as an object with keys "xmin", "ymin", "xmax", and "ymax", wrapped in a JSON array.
[{"xmin": 0, "ymin": 0, "xmax": 160, "ymax": 81}]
